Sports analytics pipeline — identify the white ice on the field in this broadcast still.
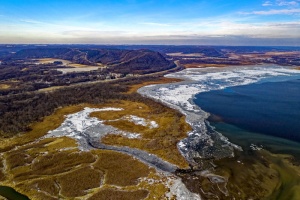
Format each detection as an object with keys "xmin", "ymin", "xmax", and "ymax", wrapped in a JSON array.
[
  {"xmin": 155, "ymin": 65, "xmax": 300, "ymax": 112},
  {"xmin": 44, "ymin": 107, "xmax": 141, "ymax": 150},
  {"xmin": 123, "ymin": 115, "xmax": 159, "ymax": 129}
]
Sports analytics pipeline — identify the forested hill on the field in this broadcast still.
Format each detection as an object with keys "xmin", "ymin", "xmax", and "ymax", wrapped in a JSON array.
[{"xmin": 6, "ymin": 47, "xmax": 175, "ymax": 74}]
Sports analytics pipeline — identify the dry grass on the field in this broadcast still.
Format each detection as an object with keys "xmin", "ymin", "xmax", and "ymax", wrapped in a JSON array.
[
  {"xmin": 137, "ymin": 171, "xmax": 170, "ymax": 199},
  {"xmin": 38, "ymin": 86, "xmax": 64, "ymax": 92},
  {"xmin": 91, "ymin": 100, "xmax": 190, "ymax": 168},
  {"xmin": 57, "ymin": 166, "xmax": 103, "ymax": 197},
  {"xmin": 0, "ymin": 157, "xmax": 4, "ymax": 181},
  {"xmin": 68, "ymin": 63, "xmax": 96, "ymax": 68},
  {"xmin": 92, "ymin": 150, "xmax": 151, "ymax": 186},
  {"xmin": 36, "ymin": 58, "xmax": 71, "ymax": 65},
  {"xmin": 2, "ymin": 68, "xmax": 300, "ymax": 199},
  {"xmin": 0, "ymin": 76, "xmax": 192, "ymax": 198},
  {"xmin": 30, "ymin": 151, "xmax": 96, "ymax": 175},
  {"xmin": 2, "ymin": 137, "xmax": 171, "ymax": 199},
  {"xmin": 0, "ymin": 84, "xmax": 10, "ymax": 89},
  {"xmin": 0, "ymin": 104, "xmax": 99, "ymax": 153},
  {"xmin": 9, "ymin": 149, "xmax": 96, "ymax": 182},
  {"xmin": 87, "ymin": 188, "xmax": 149, "ymax": 200},
  {"xmin": 36, "ymin": 58, "xmax": 104, "ymax": 68},
  {"xmin": 4, "ymin": 137, "xmax": 78, "ymax": 173},
  {"xmin": 30, "ymin": 178, "xmax": 59, "ymax": 197},
  {"xmin": 6, "ymin": 152, "xmax": 33, "ymax": 170},
  {"xmin": 15, "ymin": 182, "xmax": 59, "ymax": 200}
]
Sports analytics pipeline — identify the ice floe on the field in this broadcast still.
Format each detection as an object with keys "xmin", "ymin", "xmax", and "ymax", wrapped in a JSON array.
[
  {"xmin": 160, "ymin": 65, "xmax": 300, "ymax": 112},
  {"xmin": 250, "ymin": 144, "xmax": 263, "ymax": 151}
]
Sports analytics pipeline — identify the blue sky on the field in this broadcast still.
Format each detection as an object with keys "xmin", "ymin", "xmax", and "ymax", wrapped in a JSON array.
[{"xmin": 0, "ymin": 0, "xmax": 299, "ymax": 45}]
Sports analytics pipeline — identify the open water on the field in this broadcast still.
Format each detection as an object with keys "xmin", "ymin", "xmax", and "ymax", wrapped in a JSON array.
[{"xmin": 194, "ymin": 78, "xmax": 300, "ymax": 157}]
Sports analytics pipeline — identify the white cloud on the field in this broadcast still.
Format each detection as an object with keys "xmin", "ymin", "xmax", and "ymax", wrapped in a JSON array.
[
  {"xmin": 263, "ymin": 1, "xmax": 273, "ymax": 6},
  {"xmin": 276, "ymin": 0, "xmax": 299, "ymax": 6},
  {"xmin": 242, "ymin": 8, "xmax": 300, "ymax": 15}
]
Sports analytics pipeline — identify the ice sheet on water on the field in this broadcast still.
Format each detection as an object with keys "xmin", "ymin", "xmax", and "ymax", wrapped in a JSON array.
[
  {"xmin": 138, "ymin": 65, "xmax": 300, "ymax": 162},
  {"xmin": 160, "ymin": 65, "xmax": 300, "ymax": 112}
]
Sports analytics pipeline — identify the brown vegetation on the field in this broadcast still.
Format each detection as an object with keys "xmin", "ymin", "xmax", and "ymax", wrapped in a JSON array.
[
  {"xmin": 0, "ymin": 136, "xmax": 172, "ymax": 199},
  {"xmin": 0, "ymin": 84, "xmax": 10, "ymax": 89},
  {"xmin": 0, "ymin": 104, "xmax": 89, "ymax": 152},
  {"xmin": 92, "ymin": 150, "xmax": 151, "ymax": 186},
  {"xmin": 0, "ymin": 157, "xmax": 4, "ymax": 181},
  {"xmin": 91, "ymin": 100, "xmax": 190, "ymax": 168},
  {"xmin": 0, "ymin": 72, "xmax": 190, "ymax": 199},
  {"xmin": 87, "ymin": 189, "xmax": 149, "ymax": 200},
  {"xmin": 57, "ymin": 166, "xmax": 103, "ymax": 197}
]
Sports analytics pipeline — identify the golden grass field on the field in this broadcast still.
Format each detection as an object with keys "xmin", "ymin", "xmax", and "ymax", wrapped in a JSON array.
[
  {"xmin": 36, "ymin": 58, "xmax": 105, "ymax": 68},
  {"xmin": 1, "ymin": 76, "xmax": 300, "ymax": 199},
  {"xmin": 0, "ymin": 77, "xmax": 190, "ymax": 199},
  {"xmin": 36, "ymin": 58, "xmax": 71, "ymax": 66},
  {"xmin": 1, "ymin": 135, "xmax": 174, "ymax": 199},
  {"xmin": 0, "ymin": 84, "xmax": 10, "ymax": 89},
  {"xmin": 91, "ymin": 100, "xmax": 190, "ymax": 169}
]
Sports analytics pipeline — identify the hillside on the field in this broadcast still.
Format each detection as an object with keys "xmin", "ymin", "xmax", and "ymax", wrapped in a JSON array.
[{"xmin": 8, "ymin": 47, "xmax": 175, "ymax": 74}]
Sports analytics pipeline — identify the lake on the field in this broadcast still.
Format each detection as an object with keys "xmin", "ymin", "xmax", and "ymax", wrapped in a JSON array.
[{"xmin": 194, "ymin": 78, "xmax": 300, "ymax": 157}]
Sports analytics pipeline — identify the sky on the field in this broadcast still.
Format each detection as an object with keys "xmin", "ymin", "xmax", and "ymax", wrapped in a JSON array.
[{"xmin": 0, "ymin": 0, "xmax": 300, "ymax": 45}]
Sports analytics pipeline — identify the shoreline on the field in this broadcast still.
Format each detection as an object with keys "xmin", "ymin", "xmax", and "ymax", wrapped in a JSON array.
[
  {"xmin": 138, "ymin": 81, "xmax": 239, "ymax": 168},
  {"xmin": 137, "ymin": 64, "xmax": 300, "ymax": 198},
  {"xmin": 138, "ymin": 64, "xmax": 300, "ymax": 166}
]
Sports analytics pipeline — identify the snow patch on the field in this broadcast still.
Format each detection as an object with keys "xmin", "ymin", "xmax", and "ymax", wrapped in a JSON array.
[
  {"xmin": 44, "ymin": 107, "xmax": 141, "ymax": 150},
  {"xmin": 167, "ymin": 178, "xmax": 201, "ymax": 200},
  {"xmin": 123, "ymin": 115, "xmax": 159, "ymax": 129},
  {"xmin": 140, "ymin": 172, "xmax": 201, "ymax": 200}
]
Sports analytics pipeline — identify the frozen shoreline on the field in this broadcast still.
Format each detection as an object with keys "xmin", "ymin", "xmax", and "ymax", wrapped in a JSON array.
[{"xmin": 138, "ymin": 64, "xmax": 300, "ymax": 166}]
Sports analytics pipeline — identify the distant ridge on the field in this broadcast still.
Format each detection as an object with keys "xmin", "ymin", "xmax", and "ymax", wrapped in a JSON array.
[{"xmin": 8, "ymin": 47, "xmax": 175, "ymax": 74}]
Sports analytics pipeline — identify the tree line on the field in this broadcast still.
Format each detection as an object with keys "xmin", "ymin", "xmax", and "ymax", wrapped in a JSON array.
[{"xmin": 0, "ymin": 76, "xmax": 175, "ymax": 138}]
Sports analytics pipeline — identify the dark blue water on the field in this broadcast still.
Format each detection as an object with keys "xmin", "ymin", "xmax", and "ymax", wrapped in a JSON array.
[{"xmin": 194, "ymin": 78, "xmax": 300, "ymax": 155}]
